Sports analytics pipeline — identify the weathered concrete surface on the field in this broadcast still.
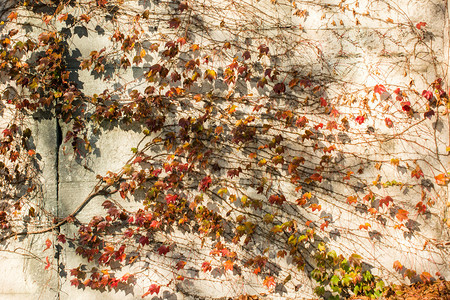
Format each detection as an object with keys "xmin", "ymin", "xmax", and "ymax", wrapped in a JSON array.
[
  {"xmin": 0, "ymin": 116, "xmax": 59, "ymax": 299},
  {"xmin": 0, "ymin": 0, "xmax": 450, "ymax": 299}
]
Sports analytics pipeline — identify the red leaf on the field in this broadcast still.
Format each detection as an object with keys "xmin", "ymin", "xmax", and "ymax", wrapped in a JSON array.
[
  {"xmin": 422, "ymin": 90, "xmax": 433, "ymax": 100},
  {"xmin": 384, "ymin": 118, "xmax": 393, "ymax": 128},
  {"xmin": 202, "ymin": 261, "xmax": 212, "ymax": 272},
  {"xmin": 273, "ymin": 82, "xmax": 286, "ymax": 94},
  {"xmin": 396, "ymin": 209, "xmax": 409, "ymax": 222},
  {"xmin": 416, "ymin": 201, "xmax": 427, "ymax": 214},
  {"xmin": 295, "ymin": 116, "xmax": 308, "ymax": 127},
  {"xmin": 310, "ymin": 173, "xmax": 323, "ymax": 182},
  {"xmin": 268, "ymin": 194, "xmax": 286, "ymax": 205},
  {"xmin": 355, "ymin": 115, "xmax": 365, "ymax": 124},
  {"xmin": 178, "ymin": 1, "xmax": 189, "ymax": 12},
  {"xmin": 411, "ymin": 166, "xmax": 424, "ymax": 179},
  {"xmin": 165, "ymin": 193, "xmax": 178, "ymax": 204},
  {"xmin": 176, "ymin": 261, "xmax": 186, "ymax": 270},
  {"xmin": 169, "ymin": 18, "xmax": 181, "ymax": 28},
  {"xmin": 57, "ymin": 234, "xmax": 66, "ymax": 244},
  {"xmin": 70, "ymin": 278, "xmax": 79, "ymax": 287},
  {"xmin": 199, "ymin": 175, "xmax": 212, "ymax": 191},
  {"xmin": 139, "ymin": 236, "xmax": 150, "ymax": 246},
  {"xmin": 416, "ymin": 22, "xmax": 427, "ymax": 29},
  {"xmin": 424, "ymin": 110, "xmax": 435, "ymax": 119},
  {"xmin": 57, "ymin": 13, "xmax": 68, "ymax": 22},
  {"xmin": 44, "ymin": 256, "xmax": 50, "ymax": 270},
  {"xmin": 242, "ymin": 50, "xmax": 251, "ymax": 60},
  {"xmin": 44, "ymin": 238, "xmax": 52, "ymax": 251},
  {"xmin": 157, "ymin": 245, "xmax": 170, "ymax": 256},
  {"xmin": 379, "ymin": 196, "xmax": 393, "ymax": 208},
  {"xmin": 314, "ymin": 123, "xmax": 323, "ymax": 130},
  {"xmin": 393, "ymin": 88, "xmax": 401, "ymax": 94},
  {"xmin": 401, "ymin": 101, "xmax": 411, "ymax": 112},
  {"xmin": 320, "ymin": 97, "xmax": 327, "ymax": 107},
  {"xmin": 142, "ymin": 284, "xmax": 160, "ymax": 297},
  {"xmin": 374, "ymin": 84, "xmax": 386, "ymax": 94}
]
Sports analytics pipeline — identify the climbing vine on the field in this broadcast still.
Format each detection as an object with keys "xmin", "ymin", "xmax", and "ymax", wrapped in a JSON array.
[{"xmin": 0, "ymin": 0, "xmax": 449, "ymax": 298}]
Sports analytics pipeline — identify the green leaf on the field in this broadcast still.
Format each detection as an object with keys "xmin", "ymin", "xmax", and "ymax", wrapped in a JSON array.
[
  {"xmin": 314, "ymin": 286, "xmax": 325, "ymax": 296},
  {"xmin": 217, "ymin": 187, "xmax": 228, "ymax": 196},
  {"xmin": 363, "ymin": 270, "xmax": 373, "ymax": 282},
  {"xmin": 288, "ymin": 234, "xmax": 297, "ymax": 246},
  {"xmin": 318, "ymin": 242, "xmax": 326, "ymax": 252},
  {"xmin": 327, "ymin": 250, "xmax": 337, "ymax": 260},
  {"xmin": 330, "ymin": 274, "xmax": 339, "ymax": 286},
  {"xmin": 376, "ymin": 280, "xmax": 385, "ymax": 290},
  {"xmin": 342, "ymin": 275, "xmax": 352, "ymax": 286},
  {"xmin": 298, "ymin": 235, "xmax": 308, "ymax": 243}
]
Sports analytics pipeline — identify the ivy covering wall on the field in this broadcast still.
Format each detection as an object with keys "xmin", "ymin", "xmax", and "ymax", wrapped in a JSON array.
[{"xmin": 0, "ymin": 0, "xmax": 449, "ymax": 299}]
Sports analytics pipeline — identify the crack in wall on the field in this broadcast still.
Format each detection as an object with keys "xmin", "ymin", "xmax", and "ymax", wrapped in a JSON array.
[{"xmin": 55, "ymin": 118, "xmax": 62, "ymax": 300}]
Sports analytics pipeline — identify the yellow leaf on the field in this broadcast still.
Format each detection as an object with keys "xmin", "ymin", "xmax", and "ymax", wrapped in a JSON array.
[{"xmin": 390, "ymin": 158, "xmax": 399, "ymax": 166}]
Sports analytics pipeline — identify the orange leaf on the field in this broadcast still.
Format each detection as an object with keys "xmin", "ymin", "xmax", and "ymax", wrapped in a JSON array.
[
  {"xmin": 80, "ymin": 14, "xmax": 90, "ymax": 23},
  {"xmin": 42, "ymin": 15, "xmax": 53, "ymax": 25},
  {"xmin": 343, "ymin": 171, "xmax": 353, "ymax": 180},
  {"xmin": 57, "ymin": 13, "xmax": 68, "ymax": 22},
  {"xmin": 346, "ymin": 196, "xmax": 357, "ymax": 205},
  {"xmin": 320, "ymin": 221, "xmax": 329, "ymax": 231},
  {"xmin": 368, "ymin": 207, "xmax": 378, "ymax": 215},
  {"xmin": 416, "ymin": 22, "xmax": 427, "ymax": 29},
  {"xmin": 359, "ymin": 223, "xmax": 371, "ymax": 230},
  {"xmin": 215, "ymin": 126, "xmax": 223, "ymax": 135},
  {"xmin": 7, "ymin": 11, "xmax": 18, "ymax": 22},
  {"xmin": 142, "ymin": 284, "xmax": 160, "ymax": 297},
  {"xmin": 263, "ymin": 276, "xmax": 276, "ymax": 290},
  {"xmin": 310, "ymin": 173, "xmax": 323, "ymax": 183},
  {"xmin": 435, "ymin": 173, "xmax": 450, "ymax": 185},
  {"xmin": 396, "ymin": 209, "xmax": 409, "ymax": 222},
  {"xmin": 393, "ymin": 260, "xmax": 403, "ymax": 271},
  {"xmin": 223, "ymin": 260, "xmax": 234, "ymax": 271},
  {"xmin": 420, "ymin": 271, "xmax": 432, "ymax": 283},
  {"xmin": 310, "ymin": 203, "xmax": 321, "ymax": 212}
]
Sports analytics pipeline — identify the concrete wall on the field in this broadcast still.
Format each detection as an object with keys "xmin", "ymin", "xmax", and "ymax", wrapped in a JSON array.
[{"xmin": 0, "ymin": 0, "xmax": 449, "ymax": 299}]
